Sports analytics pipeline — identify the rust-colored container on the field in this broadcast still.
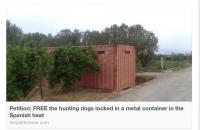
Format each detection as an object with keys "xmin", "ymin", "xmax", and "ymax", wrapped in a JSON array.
[
  {"xmin": 45, "ymin": 45, "xmax": 136, "ymax": 92},
  {"xmin": 77, "ymin": 45, "xmax": 136, "ymax": 92}
]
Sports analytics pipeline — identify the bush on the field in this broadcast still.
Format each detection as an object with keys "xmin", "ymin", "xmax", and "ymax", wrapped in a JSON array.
[
  {"xmin": 48, "ymin": 45, "xmax": 99, "ymax": 91},
  {"xmin": 6, "ymin": 45, "xmax": 49, "ymax": 101},
  {"xmin": 7, "ymin": 44, "xmax": 99, "ymax": 100}
]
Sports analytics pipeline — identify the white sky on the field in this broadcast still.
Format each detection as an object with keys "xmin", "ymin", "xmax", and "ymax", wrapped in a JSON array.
[{"xmin": 6, "ymin": 0, "xmax": 192, "ymax": 53}]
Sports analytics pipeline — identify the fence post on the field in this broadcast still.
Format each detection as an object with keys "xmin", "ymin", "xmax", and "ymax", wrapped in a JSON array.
[{"xmin": 160, "ymin": 57, "xmax": 164, "ymax": 70}]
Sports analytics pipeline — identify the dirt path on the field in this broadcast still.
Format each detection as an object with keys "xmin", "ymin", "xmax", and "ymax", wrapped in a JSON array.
[{"xmin": 109, "ymin": 67, "xmax": 192, "ymax": 101}]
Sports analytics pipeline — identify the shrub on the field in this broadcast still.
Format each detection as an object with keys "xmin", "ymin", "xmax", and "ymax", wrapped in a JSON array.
[
  {"xmin": 6, "ymin": 45, "xmax": 49, "ymax": 101},
  {"xmin": 6, "ymin": 44, "xmax": 99, "ymax": 100},
  {"xmin": 48, "ymin": 45, "xmax": 99, "ymax": 91}
]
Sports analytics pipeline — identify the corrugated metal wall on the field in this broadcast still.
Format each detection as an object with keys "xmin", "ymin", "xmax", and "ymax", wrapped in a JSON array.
[
  {"xmin": 77, "ymin": 45, "xmax": 116, "ymax": 91},
  {"xmin": 115, "ymin": 45, "xmax": 136, "ymax": 91},
  {"xmin": 77, "ymin": 45, "xmax": 136, "ymax": 92}
]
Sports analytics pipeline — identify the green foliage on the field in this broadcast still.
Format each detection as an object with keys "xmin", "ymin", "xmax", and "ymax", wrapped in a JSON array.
[
  {"xmin": 164, "ymin": 60, "xmax": 191, "ymax": 70},
  {"xmin": 48, "ymin": 45, "xmax": 99, "ymax": 91},
  {"xmin": 20, "ymin": 32, "xmax": 48, "ymax": 47},
  {"xmin": 128, "ymin": 25, "xmax": 158, "ymax": 67},
  {"xmin": 52, "ymin": 24, "xmax": 158, "ymax": 67},
  {"xmin": 7, "ymin": 45, "xmax": 23, "ymax": 100},
  {"xmin": 55, "ymin": 29, "xmax": 81, "ymax": 46},
  {"xmin": 7, "ymin": 20, "xmax": 56, "ymax": 47},
  {"xmin": 7, "ymin": 20, "xmax": 158, "ymax": 67},
  {"xmin": 80, "ymin": 24, "xmax": 158, "ymax": 67},
  {"xmin": 6, "ymin": 45, "xmax": 49, "ymax": 101},
  {"xmin": 6, "ymin": 20, "xmax": 23, "ymax": 45},
  {"xmin": 136, "ymin": 59, "xmax": 191, "ymax": 72}
]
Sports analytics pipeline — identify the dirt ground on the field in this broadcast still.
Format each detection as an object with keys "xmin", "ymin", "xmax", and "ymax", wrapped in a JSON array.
[
  {"xmin": 25, "ymin": 86, "xmax": 120, "ymax": 101},
  {"xmin": 26, "ymin": 67, "xmax": 191, "ymax": 101},
  {"xmin": 25, "ymin": 75, "xmax": 154, "ymax": 101},
  {"xmin": 111, "ymin": 67, "xmax": 192, "ymax": 101}
]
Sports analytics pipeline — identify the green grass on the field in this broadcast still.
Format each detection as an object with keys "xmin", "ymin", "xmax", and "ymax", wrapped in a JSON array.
[{"xmin": 136, "ymin": 60, "xmax": 191, "ymax": 72}]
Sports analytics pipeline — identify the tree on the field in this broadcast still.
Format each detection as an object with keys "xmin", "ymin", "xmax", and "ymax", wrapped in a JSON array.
[
  {"xmin": 82, "ymin": 31, "xmax": 102, "ymax": 45},
  {"xmin": 6, "ymin": 20, "xmax": 23, "ymax": 45},
  {"xmin": 101, "ymin": 27, "xmax": 111, "ymax": 44},
  {"xmin": 82, "ymin": 30, "xmax": 90, "ymax": 45},
  {"xmin": 128, "ymin": 24, "xmax": 158, "ymax": 67},
  {"xmin": 55, "ymin": 29, "xmax": 72, "ymax": 45},
  {"xmin": 119, "ymin": 23, "xmax": 129, "ymax": 43},
  {"xmin": 7, "ymin": 21, "xmax": 158, "ymax": 67},
  {"xmin": 71, "ymin": 29, "xmax": 81, "ymax": 45},
  {"xmin": 44, "ymin": 33, "xmax": 57, "ymax": 47},
  {"xmin": 109, "ymin": 24, "xmax": 120, "ymax": 43},
  {"xmin": 20, "ymin": 32, "xmax": 48, "ymax": 47},
  {"xmin": 79, "ymin": 24, "xmax": 158, "ymax": 67},
  {"xmin": 48, "ymin": 45, "xmax": 99, "ymax": 91},
  {"xmin": 7, "ymin": 45, "xmax": 50, "ymax": 101}
]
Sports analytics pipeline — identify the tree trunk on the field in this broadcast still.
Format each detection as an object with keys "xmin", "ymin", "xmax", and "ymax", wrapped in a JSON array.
[{"xmin": 38, "ymin": 75, "xmax": 43, "ymax": 100}]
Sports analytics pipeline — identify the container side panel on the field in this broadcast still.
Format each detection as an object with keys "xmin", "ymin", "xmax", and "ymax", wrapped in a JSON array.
[{"xmin": 116, "ymin": 45, "xmax": 136, "ymax": 91}]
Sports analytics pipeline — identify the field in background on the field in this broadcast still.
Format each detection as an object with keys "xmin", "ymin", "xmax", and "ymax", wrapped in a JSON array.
[{"xmin": 136, "ymin": 59, "xmax": 191, "ymax": 72}]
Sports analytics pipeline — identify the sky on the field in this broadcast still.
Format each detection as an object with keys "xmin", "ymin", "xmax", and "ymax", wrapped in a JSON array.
[{"xmin": 6, "ymin": 0, "xmax": 192, "ymax": 54}]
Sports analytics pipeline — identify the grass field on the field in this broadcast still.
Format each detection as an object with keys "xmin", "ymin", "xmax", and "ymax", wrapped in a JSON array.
[{"xmin": 136, "ymin": 60, "xmax": 191, "ymax": 72}]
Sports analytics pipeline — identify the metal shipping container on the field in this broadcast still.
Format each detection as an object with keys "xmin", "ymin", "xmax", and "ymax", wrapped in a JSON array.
[
  {"xmin": 46, "ymin": 45, "xmax": 136, "ymax": 92},
  {"xmin": 77, "ymin": 45, "xmax": 136, "ymax": 92}
]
